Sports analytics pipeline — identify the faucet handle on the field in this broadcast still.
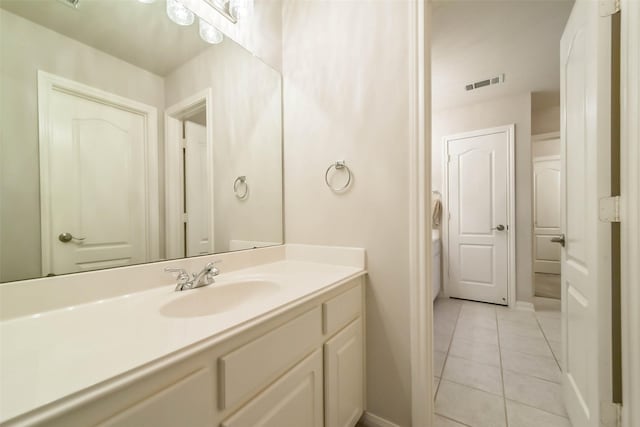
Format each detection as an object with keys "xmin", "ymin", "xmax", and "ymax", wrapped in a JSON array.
[{"xmin": 164, "ymin": 267, "xmax": 189, "ymax": 281}]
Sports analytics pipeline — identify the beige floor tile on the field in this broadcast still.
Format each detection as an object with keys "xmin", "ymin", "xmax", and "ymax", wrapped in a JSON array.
[
  {"xmin": 500, "ymin": 333, "xmax": 555, "ymax": 358},
  {"xmin": 506, "ymin": 400, "xmax": 572, "ymax": 427},
  {"xmin": 449, "ymin": 336, "xmax": 501, "ymax": 367},
  {"xmin": 454, "ymin": 323, "xmax": 499, "ymax": 345},
  {"xmin": 548, "ymin": 339, "xmax": 562, "ymax": 363},
  {"xmin": 442, "ymin": 355, "xmax": 503, "ymax": 395},
  {"xmin": 435, "ymin": 380, "xmax": 506, "ymax": 427},
  {"xmin": 497, "ymin": 310, "xmax": 539, "ymax": 327},
  {"xmin": 434, "ymin": 350, "xmax": 447, "ymax": 377},
  {"xmin": 503, "ymin": 370, "xmax": 567, "ymax": 417},
  {"xmin": 435, "ymin": 331, "xmax": 454, "ymax": 352},
  {"xmin": 502, "ymin": 349, "xmax": 561, "ymax": 383},
  {"xmin": 434, "ymin": 414, "xmax": 469, "ymax": 427},
  {"xmin": 456, "ymin": 312, "xmax": 498, "ymax": 331},
  {"xmin": 499, "ymin": 320, "xmax": 546, "ymax": 340},
  {"xmin": 538, "ymin": 317, "xmax": 561, "ymax": 341}
]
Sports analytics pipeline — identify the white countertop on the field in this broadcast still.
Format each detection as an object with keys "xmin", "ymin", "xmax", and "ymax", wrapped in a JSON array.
[{"xmin": 0, "ymin": 257, "xmax": 365, "ymax": 424}]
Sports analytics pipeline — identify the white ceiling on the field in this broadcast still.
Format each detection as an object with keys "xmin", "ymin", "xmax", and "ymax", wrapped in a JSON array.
[
  {"xmin": 432, "ymin": 0, "xmax": 574, "ymax": 111},
  {"xmin": 0, "ymin": 0, "xmax": 220, "ymax": 76}
]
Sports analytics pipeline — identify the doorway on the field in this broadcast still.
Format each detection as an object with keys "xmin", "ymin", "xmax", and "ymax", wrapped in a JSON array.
[
  {"xmin": 165, "ymin": 89, "xmax": 215, "ymax": 259},
  {"xmin": 532, "ymin": 132, "xmax": 562, "ymax": 299}
]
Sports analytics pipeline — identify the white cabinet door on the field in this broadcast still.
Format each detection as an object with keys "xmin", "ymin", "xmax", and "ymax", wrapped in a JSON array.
[
  {"xmin": 560, "ymin": 1, "xmax": 613, "ymax": 426},
  {"xmin": 533, "ymin": 157, "xmax": 562, "ymax": 274},
  {"xmin": 324, "ymin": 319, "xmax": 364, "ymax": 427},
  {"xmin": 221, "ymin": 350, "xmax": 324, "ymax": 427}
]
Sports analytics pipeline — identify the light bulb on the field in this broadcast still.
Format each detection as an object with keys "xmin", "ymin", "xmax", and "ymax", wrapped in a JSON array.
[
  {"xmin": 166, "ymin": 0, "xmax": 194, "ymax": 26},
  {"xmin": 199, "ymin": 18, "xmax": 223, "ymax": 44},
  {"xmin": 137, "ymin": 0, "xmax": 156, "ymax": 3},
  {"xmin": 229, "ymin": 0, "xmax": 252, "ymax": 19}
]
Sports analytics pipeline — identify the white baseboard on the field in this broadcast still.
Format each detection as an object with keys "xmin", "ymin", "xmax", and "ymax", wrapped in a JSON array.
[
  {"xmin": 359, "ymin": 411, "xmax": 401, "ymax": 427},
  {"xmin": 515, "ymin": 301, "xmax": 535, "ymax": 312}
]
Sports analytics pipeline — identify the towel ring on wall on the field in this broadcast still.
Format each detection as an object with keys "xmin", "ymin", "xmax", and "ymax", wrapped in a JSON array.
[
  {"xmin": 234, "ymin": 176, "xmax": 248, "ymax": 200},
  {"xmin": 325, "ymin": 161, "xmax": 352, "ymax": 192}
]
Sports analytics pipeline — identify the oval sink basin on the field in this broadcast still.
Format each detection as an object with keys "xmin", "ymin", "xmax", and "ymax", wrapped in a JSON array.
[{"xmin": 160, "ymin": 280, "xmax": 280, "ymax": 318}]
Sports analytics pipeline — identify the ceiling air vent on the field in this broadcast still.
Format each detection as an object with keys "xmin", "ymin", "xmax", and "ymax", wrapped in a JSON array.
[{"xmin": 465, "ymin": 74, "xmax": 505, "ymax": 91}]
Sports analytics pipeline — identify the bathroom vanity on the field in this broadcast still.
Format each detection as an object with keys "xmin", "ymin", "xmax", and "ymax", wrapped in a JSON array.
[{"xmin": 0, "ymin": 245, "xmax": 366, "ymax": 427}]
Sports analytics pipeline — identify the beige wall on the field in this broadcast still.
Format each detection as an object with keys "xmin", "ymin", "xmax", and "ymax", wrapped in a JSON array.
[
  {"xmin": 164, "ymin": 40, "xmax": 283, "ymax": 253},
  {"xmin": 282, "ymin": 0, "xmax": 413, "ymax": 424},
  {"xmin": 432, "ymin": 93, "xmax": 534, "ymax": 302},
  {"xmin": 532, "ymin": 104, "xmax": 561, "ymax": 135},
  {"xmin": 0, "ymin": 9, "xmax": 165, "ymax": 282}
]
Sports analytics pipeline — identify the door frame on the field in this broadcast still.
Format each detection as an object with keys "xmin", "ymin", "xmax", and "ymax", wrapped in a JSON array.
[
  {"xmin": 620, "ymin": 0, "xmax": 640, "ymax": 425},
  {"xmin": 441, "ymin": 124, "xmax": 516, "ymax": 307},
  {"xmin": 164, "ymin": 89, "xmax": 214, "ymax": 259},
  {"xmin": 37, "ymin": 70, "xmax": 160, "ymax": 275}
]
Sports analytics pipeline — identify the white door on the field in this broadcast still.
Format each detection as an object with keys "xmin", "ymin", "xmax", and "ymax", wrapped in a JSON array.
[
  {"xmin": 533, "ymin": 157, "xmax": 562, "ymax": 274},
  {"xmin": 184, "ymin": 121, "xmax": 211, "ymax": 257},
  {"xmin": 560, "ymin": 1, "xmax": 613, "ymax": 426},
  {"xmin": 39, "ymin": 73, "xmax": 157, "ymax": 276},
  {"xmin": 445, "ymin": 125, "xmax": 514, "ymax": 305}
]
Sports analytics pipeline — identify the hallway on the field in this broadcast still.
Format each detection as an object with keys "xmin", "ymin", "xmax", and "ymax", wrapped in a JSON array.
[{"xmin": 433, "ymin": 298, "xmax": 571, "ymax": 427}]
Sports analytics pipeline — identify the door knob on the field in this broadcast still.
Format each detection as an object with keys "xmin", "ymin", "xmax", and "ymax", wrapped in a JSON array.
[
  {"xmin": 551, "ymin": 234, "xmax": 566, "ymax": 247},
  {"xmin": 58, "ymin": 232, "xmax": 85, "ymax": 243},
  {"xmin": 492, "ymin": 224, "xmax": 505, "ymax": 231}
]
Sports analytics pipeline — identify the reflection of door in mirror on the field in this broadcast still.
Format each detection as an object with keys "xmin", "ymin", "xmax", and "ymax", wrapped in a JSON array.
[
  {"xmin": 532, "ymin": 133, "xmax": 561, "ymax": 298},
  {"xmin": 184, "ymin": 118, "xmax": 211, "ymax": 257},
  {"xmin": 38, "ymin": 72, "xmax": 159, "ymax": 276}
]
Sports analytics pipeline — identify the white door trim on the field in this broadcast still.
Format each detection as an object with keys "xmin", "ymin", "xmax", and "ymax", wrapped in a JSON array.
[
  {"xmin": 620, "ymin": 0, "xmax": 640, "ymax": 425},
  {"xmin": 441, "ymin": 125, "xmax": 517, "ymax": 307},
  {"xmin": 164, "ymin": 89, "xmax": 214, "ymax": 259},
  {"xmin": 37, "ymin": 71, "xmax": 159, "ymax": 275},
  {"xmin": 407, "ymin": 0, "xmax": 431, "ymax": 425}
]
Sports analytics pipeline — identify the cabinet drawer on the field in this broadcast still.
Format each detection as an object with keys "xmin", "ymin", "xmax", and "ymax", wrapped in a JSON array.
[
  {"xmin": 218, "ymin": 307, "xmax": 322, "ymax": 410},
  {"xmin": 220, "ymin": 350, "xmax": 324, "ymax": 427},
  {"xmin": 322, "ymin": 285, "xmax": 362, "ymax": 336}
]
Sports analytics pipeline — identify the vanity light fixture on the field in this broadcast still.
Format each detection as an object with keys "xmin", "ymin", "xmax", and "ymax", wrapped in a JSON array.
[
  {"xmin": 166, "ymin": 0, "xmax": 195, "ymax": 26},
  {"xmin": 229, "ymin": 0, "xmax": 252, "ymax": 19},
  {"xmin": 199, "ymin": 18, "xmax": 224, "ymax": 44}
]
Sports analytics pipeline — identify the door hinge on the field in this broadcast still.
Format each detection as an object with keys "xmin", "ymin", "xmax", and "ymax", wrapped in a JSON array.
[
  {"xmin": 599, "ymin": 0, "xmax": 621, "ymax": 17},
  {"xmin": 600, "ymin": 401, "xmax": 622, "ymax": 427},
  {"xmin": 180, "ymin": 138, "xmax": 187, "ymax": 149},
  {"xmin": 599, "ymin": 196, "xmax": 621, "ymax": 223},
  {"xmin": 182, "ymin": 213, "xmax": 189, "ymax": 223}
]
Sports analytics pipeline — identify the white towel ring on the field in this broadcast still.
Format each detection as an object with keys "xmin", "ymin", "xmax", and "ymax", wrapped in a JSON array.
[
  {"xmin": 234, "ymin": 176, "xmax": 248, "ymax": 199},
  {"xmin": 325, "ymin": 161, "xmax": 352, "ymax": 192}
]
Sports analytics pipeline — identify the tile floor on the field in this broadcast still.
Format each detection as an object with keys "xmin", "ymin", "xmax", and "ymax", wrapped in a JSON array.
[{"xmin": 433, "ymin": 297, "xmax": 571, "ymax": 427}]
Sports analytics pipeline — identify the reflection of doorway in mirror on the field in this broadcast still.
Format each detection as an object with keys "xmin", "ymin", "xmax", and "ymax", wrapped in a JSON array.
[
  {"xmin": 37, "ymin": 71, "xmax": 159, "ymax": 276},
  {"xmin": 164, "ymin": 89, "xmax": 215, "ymax": 260},
  {"xmin": 184, "ymin": 116, "xmax": 211, "ymax": 257},
  {"xmin": 532, "ymin": 132, "xmax": 561, "ymax": 299}
]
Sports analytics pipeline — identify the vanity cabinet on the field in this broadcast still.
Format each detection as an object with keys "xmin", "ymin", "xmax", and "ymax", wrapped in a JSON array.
[
  {"xmin": 324, "ymin": 318, "xmax": 364, "ymax": 427},
  {"xmin": 29, "ymin": 278, "xmax": 364, "ymax": 427},
  {"xmin": 221, "ymin": 350, "xmax": 324, "ymax": 427}
]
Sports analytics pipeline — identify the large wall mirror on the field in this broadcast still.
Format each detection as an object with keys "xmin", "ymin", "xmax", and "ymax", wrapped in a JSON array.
[{"xmin": 0, "ymin": 0, "xmax": 283, "ymax": 283}]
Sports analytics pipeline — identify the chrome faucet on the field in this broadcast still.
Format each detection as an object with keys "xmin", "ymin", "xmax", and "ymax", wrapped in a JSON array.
[{"xmin": 164, "ymin": 261, "xmax": 222, "ymax": 291}]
